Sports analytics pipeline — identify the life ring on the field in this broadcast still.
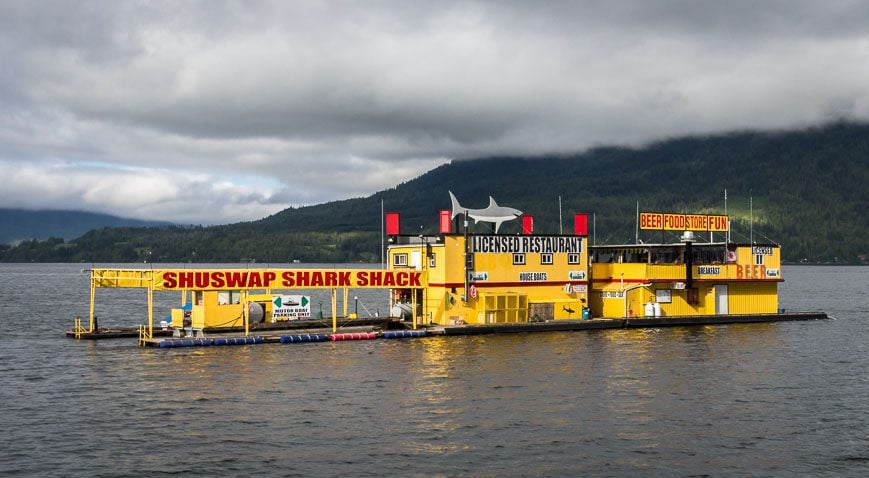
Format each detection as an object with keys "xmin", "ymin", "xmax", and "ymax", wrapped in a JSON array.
[
  {"xmin": 727, "ymin": 250, "xmax": 737, "ymax": 262},
  {"xmin": 469, "ymin": 285, "xmax": 478, "ymax": 299}
]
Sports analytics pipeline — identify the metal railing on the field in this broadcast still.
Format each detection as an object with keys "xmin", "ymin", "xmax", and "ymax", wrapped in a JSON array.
[
  {"xmin": 72, "ymin": 316, "xmax": 89, "ymax": 340},
  {"xmin": 137, "ymin": 324, "xmax": 152, "ymax": 347}
]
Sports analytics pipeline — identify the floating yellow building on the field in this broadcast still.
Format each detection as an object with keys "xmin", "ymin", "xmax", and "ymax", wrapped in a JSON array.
[
  {"xmin": 70, "ymin": 193, "xmax": 792, "ymax": 345},
  {"xmin": 385, "ymin": 200, "xmax": 782, "ymax": 326}
]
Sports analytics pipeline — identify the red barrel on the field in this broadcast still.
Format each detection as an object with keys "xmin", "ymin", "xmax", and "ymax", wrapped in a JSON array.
[{"xmin": 330, "ymin": 332, "xmax": 377, "ymax": 341}]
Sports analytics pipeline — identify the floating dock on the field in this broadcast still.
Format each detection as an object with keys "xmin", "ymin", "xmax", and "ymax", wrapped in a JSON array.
[
  {"xmin": 141, "ymin": 325, "xmax": 418, "ymax": 347},
  {"xmin": 131, "ymin": 311, "xmax": 827, "ymax": 348},
  {"xmin": 436, "ymin": 311, "xmax": 828, "ymax": 335},
  {"xmin": 66, "ymin": 317, "xmax": 399, "ymax": 340}
]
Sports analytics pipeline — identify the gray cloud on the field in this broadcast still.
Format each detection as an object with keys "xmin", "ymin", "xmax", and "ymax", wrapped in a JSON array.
[{"xmin": 2, "ymin": 0, "xmax": 869, "ymax": 223}]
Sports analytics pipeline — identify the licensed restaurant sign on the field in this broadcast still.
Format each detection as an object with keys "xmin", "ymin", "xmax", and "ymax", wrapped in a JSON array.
[{"xmin": 640, "ymin": 212, "xmax": 729, "ymax": 232}]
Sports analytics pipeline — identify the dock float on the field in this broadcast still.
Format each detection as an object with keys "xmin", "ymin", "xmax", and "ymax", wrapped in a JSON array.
[
  {"xmin": 66, "ymin": 317, "xmax": 399, "ymax": 340},
  {"xmin": 436, "ymin": 312, "xmax": 829, "ymax": 335},
  {"xmin": 137, "ymin": 312, "xmax": 827, "ymax": 347},
  {"xmin": 279, "ymin": 334, "xmax": 330, "ymax": 343}
]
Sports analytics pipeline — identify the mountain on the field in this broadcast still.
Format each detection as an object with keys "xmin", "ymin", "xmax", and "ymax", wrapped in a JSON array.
[
  {"xmin": 0, "ymin": 209, "xmax": 171, "ymax": 244},
  {"xmin": 1, "ymin": 122, "xmax": 867, "ymax": 263}
]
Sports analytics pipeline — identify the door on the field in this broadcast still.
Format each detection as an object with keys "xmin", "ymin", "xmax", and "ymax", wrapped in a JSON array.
[{"xmin": 714, "ymin": 285, "xmax": 728, "ymax": 315}]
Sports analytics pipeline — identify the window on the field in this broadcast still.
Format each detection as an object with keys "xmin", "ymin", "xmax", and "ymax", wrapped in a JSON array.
[
  {"xmin": 393, "ymin": 253, "xmax": 408, "ymax": 266},
  {"xmin": 655, "ymin": 289, "xmax": 672, "ymax": 303},
  {"xmin": 568, "ymin": 253, "xmax": 580, "ymax": 265},
  {"xmin": 513, "ymin": 253, "xmax": 526, "ymax": 265},
  {"xmin": 429, "ymin": 253, "xmax": 436, "ymax": 268},
  {"xmin": 540, "ymin": 253, "xmax": 553, "ymax": 265},
  {"xmin": 755, "ymin": 254, "xmax": 764, "ymax": 265},
  {"xmin": 217, "ymin": 291, "xmax": 241, "ymax": 305}
]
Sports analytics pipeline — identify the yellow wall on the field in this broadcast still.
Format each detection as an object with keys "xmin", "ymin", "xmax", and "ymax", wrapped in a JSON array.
[
  {"xmin": 389, "ymin": 238, "xmax": 780, "ymax": 322},
  {"xmin": 727, "ymin": 282, "xmax": 779, "ymax": 314},
  {"xmin": 200, "ymin": 291, "xmax": 245, "ymax": 328},
  {"xmin": 389, "ymin": 234, "xmax": 589, "ymax": 325}
]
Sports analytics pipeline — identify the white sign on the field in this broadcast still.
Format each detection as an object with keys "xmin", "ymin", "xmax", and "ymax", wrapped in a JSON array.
[
  {"xmin": 600, "ymin": 291, "xmax": 624, "ymax": 299},
  {"xmin": 568, "ymin": 270, "xmax": 587, "ymax": 280},
  {"xmin": 472, "ymin": 235, "xmax": 583, "ymax": 254},
  {"xmin": 519, "ymin": 272, "xmax": 548, "ymax": 282},
  {"xmin": 697, "ymin": 266, "xmax": 721, "ymax": 276},
  {"xmin": 469, "ymin": 271, "xmax": 489, "ymax": 282},
  {"xmin": 752, "ymin": 246, "xmax": 773, "ymax": 256},
  {"xmin": 272, "ymin": 295, "xmax": 311, "ymax": 320},
  {"xmin": 655, "ymin": 289, "xmax": 672, "ymax": 303},
  {"xmin": 766, "ymin": 268, "xmax": 781, "ymax": 278}
]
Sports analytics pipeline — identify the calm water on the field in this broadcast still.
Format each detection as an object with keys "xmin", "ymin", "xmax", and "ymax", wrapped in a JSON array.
[{"xmin": 0, "ymin": 264, "xmax": 867, "ymax": 477}]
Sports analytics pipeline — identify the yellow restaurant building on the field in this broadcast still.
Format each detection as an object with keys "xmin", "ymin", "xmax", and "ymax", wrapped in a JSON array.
[
  {"xmin": 74, "ymin": 200, "xmax": 784, "ymax": 342},
  {"xmin": 386, "ymin": 210, "xmax": 782, "ymax": 326}
]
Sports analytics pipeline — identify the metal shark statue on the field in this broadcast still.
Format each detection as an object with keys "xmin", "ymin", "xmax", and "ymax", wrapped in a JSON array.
[{"xmin": 449, "ymin": 191, "xmax": 523, "ymax": 233}]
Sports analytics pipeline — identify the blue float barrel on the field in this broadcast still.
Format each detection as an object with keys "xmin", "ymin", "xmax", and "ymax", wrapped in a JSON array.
[
  {"xmin": 158, "ymin": 338, "xmax": 211, "ymax": 348},
  {"xmin": 383, "ymin": 330, "xmax": 425, "ymax": 339},
  {"xmin": 280, "ymin": 334, "xmax": 329, "ymax": 343},
  {"xmin": 383, "ymin": 330, "xmax": 427, "ymax": 339},
  {"xmin": 212, "ymin": 336, "xmax": 263, "ymax": 346}
]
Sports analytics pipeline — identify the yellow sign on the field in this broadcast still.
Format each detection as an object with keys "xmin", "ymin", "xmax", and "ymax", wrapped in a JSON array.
[
  {"xmin": 155, "ymin": 269, "xmax": 427, "ymax": 291},
  {"xmin": 640, "ymin": 212, "xmax": 728, "ymax": 232}
]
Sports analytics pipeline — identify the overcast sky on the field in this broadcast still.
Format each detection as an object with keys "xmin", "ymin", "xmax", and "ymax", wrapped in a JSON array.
[{"xmin": 2, "ymin": 1, "xmax": 868, "ymax": 224}]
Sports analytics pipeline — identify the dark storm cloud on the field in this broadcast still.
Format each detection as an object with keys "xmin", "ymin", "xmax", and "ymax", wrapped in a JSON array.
[{"xmin": 1, "ymin": 0, "xmax": 868, "ymax": 223}]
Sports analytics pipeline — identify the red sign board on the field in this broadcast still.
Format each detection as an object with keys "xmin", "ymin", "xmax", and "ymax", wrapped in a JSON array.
[
  {"xmin": 385, "ymin": 212, "xmax": 400, "ymax": 235},
  {"xmin": 439, "ymin": 210, "xmax": 451, "ymax": 234},
  {"xmin": 522, "ymin": 215, "xmax": 533, "ymax": 235},
  {"xmin": 574, "ymin": 213, "xmax": 588, "ymax": 236}
]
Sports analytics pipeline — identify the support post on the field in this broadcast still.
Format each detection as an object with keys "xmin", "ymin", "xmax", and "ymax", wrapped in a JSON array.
[
  {"xmin": 147, "ymin": 281, "xmax": 154, "ymax": 341},
  {"xmin": 343, "ymin": 288, "xmax": 348, "ymax": 319},
  {"xmin": 243, "ymin": 291, "xmax": 249, "ymax": 337},
  {"xmin": 88, "ymin": 277, "xmax": 96, "ymax": 332},
  {"xmin": 412, "ymin": 292, "xmax": 417, "ymax": 330},
  {"xmin": 331, "ymin": 288, "xmax": 338, "ymax": 333}
]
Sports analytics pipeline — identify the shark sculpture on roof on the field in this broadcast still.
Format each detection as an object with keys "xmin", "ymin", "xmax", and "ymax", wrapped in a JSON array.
[{"xmin": 449, "ymin": 191, "xmax": 523, "ymax": 233}]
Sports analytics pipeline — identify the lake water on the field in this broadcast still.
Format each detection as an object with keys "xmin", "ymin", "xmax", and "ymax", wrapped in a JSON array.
[{"xmin": 0, "ymin": 264, "xmax": 866, "ymax": 477}]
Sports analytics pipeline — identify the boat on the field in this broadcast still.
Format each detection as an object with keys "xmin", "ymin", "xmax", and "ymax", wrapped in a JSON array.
[
  {"xmin": 68, "ymin": 192, "xmax": 826, "ymax": 346},
  {"xmin": 385, "ymin": 194, "xmax": 786, "ymax": 327}
]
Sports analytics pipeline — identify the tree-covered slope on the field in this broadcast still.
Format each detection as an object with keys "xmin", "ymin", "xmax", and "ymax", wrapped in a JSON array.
[
  {"xmin": 0, "ymin": 209, "xmax": 171, "ymax": 244},
  {"xmin": 2, "ymin": 122, "xmax": 867, "ymax": 263}
]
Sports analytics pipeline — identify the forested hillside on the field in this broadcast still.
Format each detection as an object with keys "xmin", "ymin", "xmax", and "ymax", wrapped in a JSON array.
[
  {"xmin": 0, "ymin": 209, "xmax": 170, "ymax": 244},
  {"xmin": 2, "ymin": 122, "xmax": 867, "ymax": 263}
]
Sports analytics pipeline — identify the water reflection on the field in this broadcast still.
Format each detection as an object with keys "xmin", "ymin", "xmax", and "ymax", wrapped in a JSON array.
[{"xmin": 2, "ymin": 264, "xmax": 868, "ymax": 476}]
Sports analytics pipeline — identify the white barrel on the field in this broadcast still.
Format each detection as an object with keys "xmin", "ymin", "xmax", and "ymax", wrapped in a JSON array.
[
  {"xmin": 653, "ymin": 302, "xmax": 662, "ymax": 317},
  {"xmin": 644, "ymin": 302, "xmax": 655, "ymax": 317}
]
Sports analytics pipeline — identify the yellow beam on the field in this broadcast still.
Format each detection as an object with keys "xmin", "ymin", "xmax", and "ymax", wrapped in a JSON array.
[
  {"xmin": 343, "ymin": 288, "xmax": 348, "ymax": 318},
  {"xmin": 241, "ymin": 292, "xmax": 250, "ymax": 337},
  {"xmin": 147, "ymin": 282, "xmax": 153, "ymax": 340},
  {"xmin": 331, "ymin": 288, "xmax": 337, "ymax": 333},
  {"xmin": 88, "ymin": 280, "xmax": 96, "ymax": 332}
]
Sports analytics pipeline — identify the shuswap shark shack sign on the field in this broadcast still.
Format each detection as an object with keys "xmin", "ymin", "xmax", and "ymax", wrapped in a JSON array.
[{"xmin": 156, "ymin": 269, "xmax": 426, "ymax": 291}]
